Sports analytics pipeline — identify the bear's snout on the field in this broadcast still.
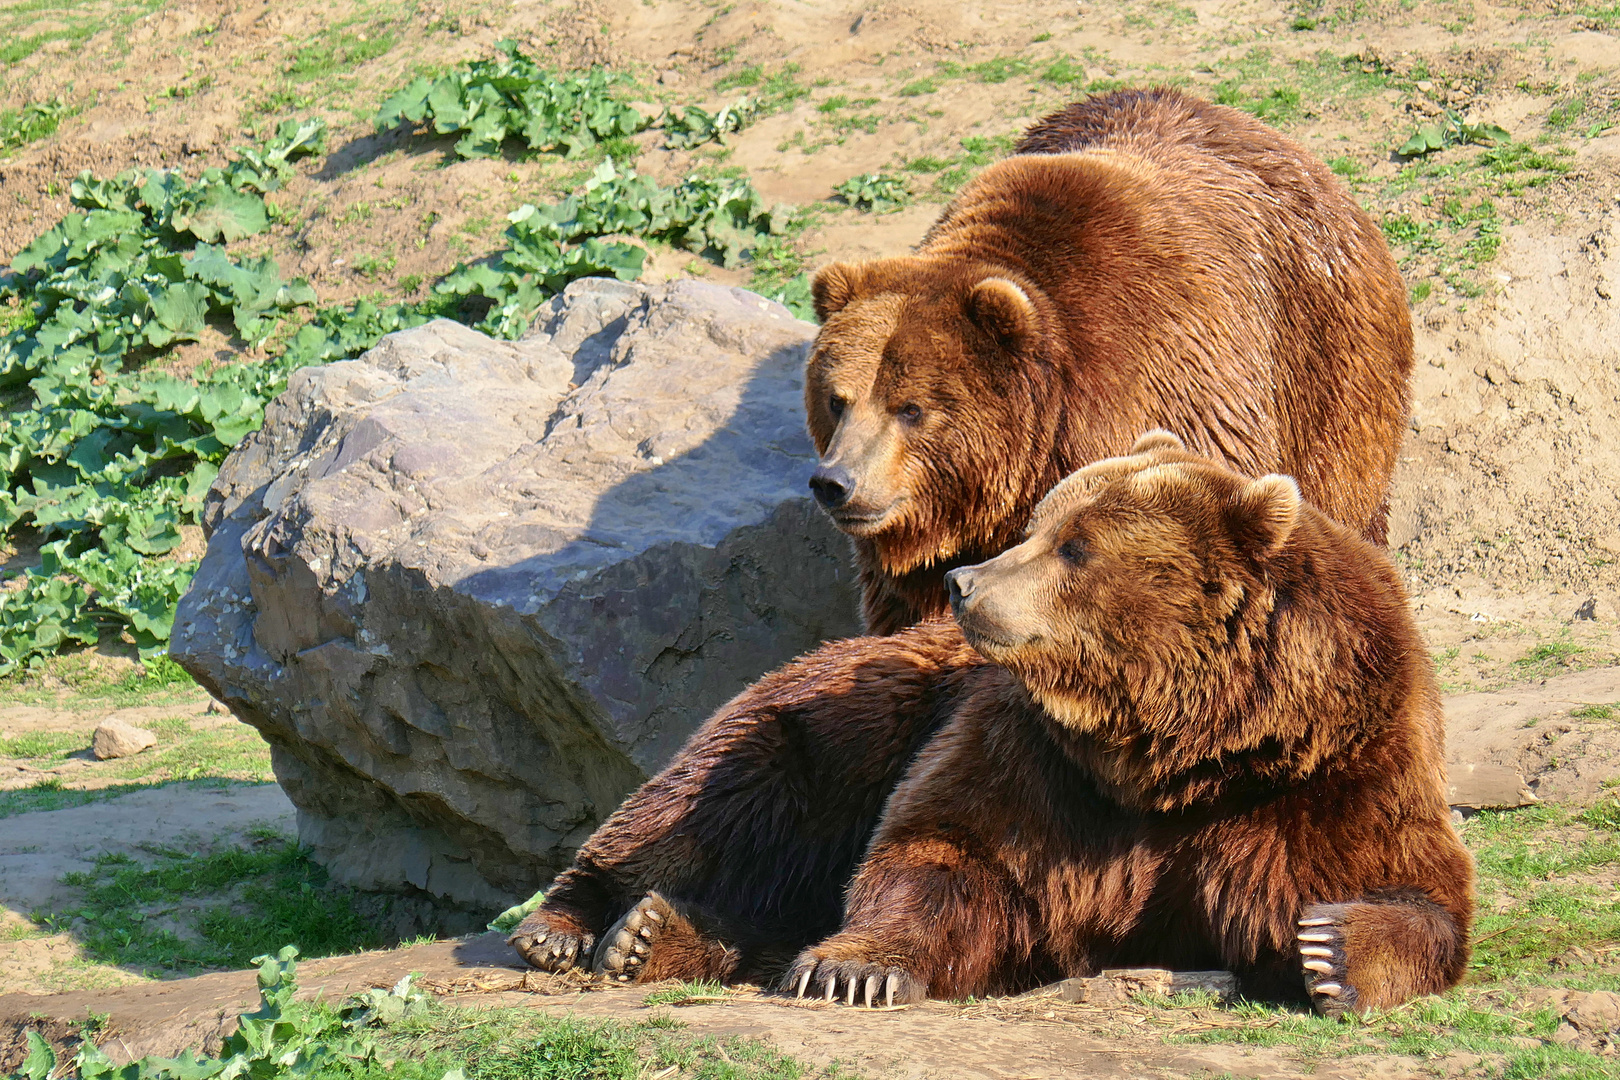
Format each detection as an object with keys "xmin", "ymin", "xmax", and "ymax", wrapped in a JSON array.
[
  {"xmin": 809, "ymin": 463, "xmax": 854, "ymax": 510},
  {"xmin": 945, "ymin": 567, "xmax": 976, "ymax": 615}
]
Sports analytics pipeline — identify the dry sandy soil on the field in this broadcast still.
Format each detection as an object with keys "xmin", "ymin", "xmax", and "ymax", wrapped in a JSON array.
[{"xmin": 3, "ymin": 0, "xmax": 1620, "ymax": 1074}]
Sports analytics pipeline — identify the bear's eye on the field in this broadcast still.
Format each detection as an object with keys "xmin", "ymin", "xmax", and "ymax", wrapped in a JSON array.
[
  {"xmin": 897, "ymin": 403, "xmax": 923, "ymax": 425},
  {"xmin": 828, "ymin": 395, "xmax": 847, "ymax": 419},
  {"xmin": 1056, "ymin": 539, "xmax": 1087, "ymax": 566}
]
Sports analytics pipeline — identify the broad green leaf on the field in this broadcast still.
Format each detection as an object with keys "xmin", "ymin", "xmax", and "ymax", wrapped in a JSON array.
[
  {"xmin": 147, "ymin": 281, "xmax": 210, "ymax": 345},
  {"xmin": 172, "ymin": 185, "xmax": 269, "ymax": 243}
]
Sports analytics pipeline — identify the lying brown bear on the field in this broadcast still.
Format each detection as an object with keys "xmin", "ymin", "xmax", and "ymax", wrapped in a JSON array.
[
  {"xmin": 806, "ymin": 87, "xmax": 1414, "ymax": 634},
  {"xmin": 513, "ymin": 435, "xmax": 1474, "ymax": 1015}
]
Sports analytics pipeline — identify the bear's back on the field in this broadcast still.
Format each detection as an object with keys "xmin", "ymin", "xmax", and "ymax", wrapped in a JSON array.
[{"xmin": 916, "ymin": 87, "xmax": 1412, "ymax": 547}]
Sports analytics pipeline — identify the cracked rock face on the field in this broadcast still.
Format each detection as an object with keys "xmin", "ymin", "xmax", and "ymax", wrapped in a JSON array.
[{"xmin": 172, "ymin": 279, "xmax": 861, "ymax": 914}]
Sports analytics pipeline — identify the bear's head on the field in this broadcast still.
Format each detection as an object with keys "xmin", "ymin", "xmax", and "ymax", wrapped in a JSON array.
[
  {"xmin": 945, "ymin": 431, "xmax": 1416, "ymax": 806},
  {"xmin": 804, "ymin": 257, "xmax": 1059, "ymax": 575}
]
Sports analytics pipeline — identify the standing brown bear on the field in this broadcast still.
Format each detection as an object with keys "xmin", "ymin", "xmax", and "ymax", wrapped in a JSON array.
[
  {"xmin": 806, "ymin": 86, "xmax": 1413, "ymax": 634},
  {"xmin": 784, "ymin": 433, "xmax": 1473, "ymax": 1014}
]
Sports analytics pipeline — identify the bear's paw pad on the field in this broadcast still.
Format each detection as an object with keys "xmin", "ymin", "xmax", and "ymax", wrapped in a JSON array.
[
  {"xmin": 592, "ymin": 892, "xmax": 674, "ymax": 983},
  {"xmin": 784, "ymin": 955, "xmax": 924, "ymax": 1008},
  {"xmin": 1298, "ymin": 903, "xmax": 1358, "ymax": 1017},
  {"xmin": 509, "ymin": 911, "xmax": 595, "ymax": 973}
]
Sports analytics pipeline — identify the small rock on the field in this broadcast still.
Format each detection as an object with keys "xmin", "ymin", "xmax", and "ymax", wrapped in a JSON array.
[
  {"xmin": 657, "ymin": 69, "xmax": 680, "ymax": 86},
  {"xmin": 1574, "ymin": 596, "xmax": 1597, "ymax": 621},
  {"xmin": 1552, "ymin": 1022, "xmax": 1581, "ymax": 1046},
  {"xmin": 205, "ymin": 699, "xmax": 227, "ymax": 715},
  {"xmin": 1416, "ymin": 79, "xmax": 1435, "ymax": 94},
  {"xmin": 92, "ymin": 718, "xmax": 158, "ymax": 760},
  {"xmin": 1445, "ymin": 762, "xmax": 1538, "ymax": 809}
]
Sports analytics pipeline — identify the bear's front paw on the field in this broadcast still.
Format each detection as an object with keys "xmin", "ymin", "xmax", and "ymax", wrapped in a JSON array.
[
  {"xmin": 1298, "ymin": 903, "xmax": 1358, "ymax": 1018},
  {"xmin": 509, "ymin": 908, "xmax": 596, "ymax": 973},
  {"xmin": 782, "ymin": 951, "xmax": 926, "ymax": 1008}
]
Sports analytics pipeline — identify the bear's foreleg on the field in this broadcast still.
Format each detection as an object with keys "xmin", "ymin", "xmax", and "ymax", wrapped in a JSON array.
[
  {"xmin": 1296, "ymin": 889, "xmax": 1470, "ymax": 1017},
  {"xmin": 513, "ymin": 625, "xmax": 976, "ymax": 978},
  {"xmin": 782, "ymin": 836, "xmax": 1035, "ymax": 1006}
]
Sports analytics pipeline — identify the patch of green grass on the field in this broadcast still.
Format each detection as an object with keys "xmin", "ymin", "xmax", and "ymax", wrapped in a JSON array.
[
  {"xmin": 1459, "ymin": 805, "xmax": 1620, "ymax": 983},
  {"xmin": 285, "ymin": 26, "xmax": 397, "ymax": 81},
  {"xmin": 1410, "ymin": 280, "xmax": 1432, "ymax": 304},
  {"xmin": 714, "ymin": 63, "xmax": 808, "ymax": 112},
  {"xmin": 1548, "ymin": 98, "xmax": 1588, "ymax": 131},
  {"xmin": 1513, "ymin": 638, "xmax": 1588, "ymax": 676},
  {"xmin": 1572, "ymin": 703, "xmax": 1617, "ymax": 720},
  {"xmin": 0, "ymin": 777, "xmax": 259, "ymax": 818},
  {"xmin": 2, "ymin": 652, "xmax": 196, "ymax": 707},
  {"xmin": 642, "ymin": 980, "xmax": 730, "ymax": 1007},
  {"xmin": 1579, "ymin": 797, "xmax": 1620, "ymax": 832},
  {"xmin": 0, "ymin": 730, "xmax": 84, "ymax": 760},
  {"xmin": 0, "ymin": 0, "xmax": 165, "ymax": 65},
  {"xmin": 1123, "ymin": 1, "xmax": 1198, "ymax": 29},
  {"xmin": 40, "ymin": 831, "xmax": 388, "ymax": 974}
]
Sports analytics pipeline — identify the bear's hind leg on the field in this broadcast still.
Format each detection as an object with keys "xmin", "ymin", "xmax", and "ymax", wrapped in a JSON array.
[
  {"xmin": 593, "ymin": 892, "xmax": 796, "ymax": 985},
  {"xmin": 1297, "ymin": 891, "xmax": 1469, "ymax": 1016}
]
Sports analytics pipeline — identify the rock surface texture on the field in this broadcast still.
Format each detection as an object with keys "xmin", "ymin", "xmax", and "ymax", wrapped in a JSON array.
[{"xmin": 172, "ymin": 279, "xmax": 861, "ymax": 916}]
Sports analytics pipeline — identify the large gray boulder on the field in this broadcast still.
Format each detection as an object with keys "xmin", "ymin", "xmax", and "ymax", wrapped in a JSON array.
[{"xmin": 172, "ymin": 279, "xmax": 862, "ymax": 918}]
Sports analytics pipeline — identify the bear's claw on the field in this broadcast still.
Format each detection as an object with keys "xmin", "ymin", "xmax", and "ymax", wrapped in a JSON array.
[
  {"xmin": 1297, "ymin": 903, "xmax": 1357, "ymax": 1018},
  {"xmin": 783, "ymin": 955, "xmax": 920, "ymax": 1008},
  {"xmin": 592, "ymin": 892, "xmax": 676, "ymax": 983},
  {"xmin": 509, "ymin": 911, "xmax": 595, "ymax": 974}
]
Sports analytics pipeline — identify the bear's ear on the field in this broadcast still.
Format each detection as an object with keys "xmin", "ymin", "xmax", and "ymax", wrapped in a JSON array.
[
  {"xmin": 1130, "ymin": 429, "xmax": 1185, "ymax": 455},
  {"xmin": 967, "ymin": 277, "xmax": 1036, "ymax": 350},
  {"xmin": 812, "ymin": 263, "xmax": 862, "ymax": 322},
  {"xmin": 1229, "ymin": 474, "xmax": 1302, "ymax": 558}
]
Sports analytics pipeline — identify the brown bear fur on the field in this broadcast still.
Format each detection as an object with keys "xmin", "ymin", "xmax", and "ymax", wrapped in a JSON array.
[
  {"xmin": 785, "ymin": 435, "xmax": 1473, "ymax": 1014},
  {"xmin": 513, "ymin": 435, "xmax": 1472, "ymax": 1016},
  {"xmin": 509, "ymin": 617, "xmax": 987, "ymax": 982},
  {"xmin": 806, "ymin": 87, "xmax": 1413, "ymax": 635}
]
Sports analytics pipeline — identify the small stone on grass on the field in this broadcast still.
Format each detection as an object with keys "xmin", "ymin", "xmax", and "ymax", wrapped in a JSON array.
[{"xmin": 92, "ymin": 718, "xmax": 158, "ymax": 760}]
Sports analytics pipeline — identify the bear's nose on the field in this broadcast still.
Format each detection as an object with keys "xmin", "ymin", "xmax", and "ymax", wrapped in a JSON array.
[
  {"xmin": 946, "ymin": 568, "xmax": 975, "ymax": 612},
  {"xmin": 809, "ymin": 464, "xmax": 853, "ymax": 509}
]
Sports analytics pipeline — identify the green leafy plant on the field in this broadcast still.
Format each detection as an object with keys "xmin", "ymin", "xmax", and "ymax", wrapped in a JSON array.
[
  {"xmin": 8, "ymin": 948, "xmax": 450, "ymax": 1080},
  {"xmin": 376, "ymin": 41, "xmax": 646, "ymax": 159},
  {"xmin": 832, "ymin": 172, "xmax": 910, "ymax": 213},
  {"xmin": 0, "ymin": 120, "xmax": 330, "ymax": 673},
  {"xmin": 661, "ymin": 97, "xmax": 761, "ymax": 150},
  {"xmin": 0, "ymin": 98, "xmax": 74, "ymax": 155},
  {"xmin": 1398, "ymin": 111, "xmax": 1511, "ymax": 157},
  {"xmin": 439, "ymin": 160, "xmax": 792, "ymax": 336}
]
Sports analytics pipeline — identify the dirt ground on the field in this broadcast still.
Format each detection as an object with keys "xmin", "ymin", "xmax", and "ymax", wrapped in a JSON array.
[
  {"xmin": 3, "ymin": 0, "xmax": 1620, "ymax": 1074},
  {"xmin": 0, "ymin": 932, "xmax": 1525, "ymax": 1080}
]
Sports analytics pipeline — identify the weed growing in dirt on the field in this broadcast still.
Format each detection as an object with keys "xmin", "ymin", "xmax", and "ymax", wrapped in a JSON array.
[
  {"xmin": 0, "ymin": 99, "xmax": 75, "ymax": 157},
  {"xmin": 1513, "ymin": 638, "xmax": 1589, "ymax": 677},
  {"xmin": 39, "ymin": 832, "xmax": 384, "ymax": 973},
  {"xmin": 1397, "ymin": 111, "xmax": 1511, "ymax": 157},
  {"xmin": 1572, "ymin": 703, "xmax": 1618, "ymax": 720},
  {"xmin": 642, "ymin": 980, "xmax": 730, "ymax": 1006},
  {"xmin": 662, "ymin": 98, "xmax": 763, "ymax": 150},
  {"xmin": 376, "ymin": 42, "xmax": 645, "ymax": 160},
  {"xmin": 832, "ymin": 172, "xmax": 911, "ymax": 213}
]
